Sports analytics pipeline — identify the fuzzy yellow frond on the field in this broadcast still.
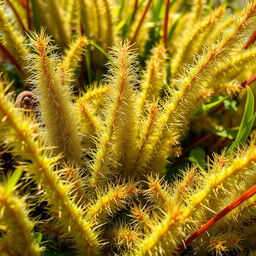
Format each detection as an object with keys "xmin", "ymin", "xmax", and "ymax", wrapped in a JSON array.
[
  {"xmin": 59, "ymin": 163, "xmax": 87, "ymax": 204},
  {"xmin": 202, "ymin": 232, "xmax": 243, "ymax": 255},
  {"xmin": 86, "ymin": 182, "xmax": 139, "ymax": 222},
  {"xmin": 81, "ymin": 0, "xmax": 114, "ymax": 50},
  {"xmin": 0, "ymin": 78, "xmax": 100, "ymax": 256},
  {"xmin": 89, "ymin": 43, "xmax": 138, "ymax": 186},
  {"xmin": 203, "ymin": 14, "xmax": 237, "ymax": 48},
  {"xmin": 75, "ymin": 86, "xmax": 109, "ymax": 146},
  {"xmin": 145, "ymin": 2, "xmax": 256, "ymax": 173},
  {"xmin": 63, "ymin": 35, "xmax": 89, "ymax": 75},
  {"xmin": 1, "ymin": 1, "xmax": 256, "ymax": 255},
  {"xmin": 210, "ymin": 47, "xmax": 256, "ymax": 90},
  {"xmin": 131, "ymin": 137, "xmax": 256, "ymax": 255},
  {"xmin": 0, "ymin": 237, "xmax": 20, "ymax": 256},
  {"xmin": 0, "ymin": 1, "xmax": 30, "ymax": 80},
  {"xmin": 130, "ymin": 103, "xmax": 161, "ymax": 177},
  {"xmin": 29, "ymin": 31, "xmax": 83, "ymax": 164},
  {"xmin": 130, "ymin": 193, "xmax": 183, "ymax": 256},
  {"xmin": 137, "ymin": 44, "xmax": 167, "ymax": 113},
  {"xmin": 144, "ymin": 175, "xmax": 172, "ymax": 211},
  {"xmin": 172, "ymin": 5, "xmax": 226, "ymax": 78},
  {"xmin": 191, "ymin": 0, "xmax": 206, "ymax": 21},
  {"xmin": 102, "ymin": 0, "xmax": 114, "ymax": 47},
  {"xmin": 66, "ymin": 0, "xmax": 81, "ymax": 36},
  {"xmin": 78, "ymin": 102, "xmax": 104, "ymax": 135},
  {"xmin": 77, "ymin": 85, "xmax": 110, "ymax": 103},
  {"xmin": 130, "ymin": 205, "xmax": 154, "ymax": 232},
  {"xmin": 0, "ymin": 183, "xmax": 42, "ymax": 256},
  {"xmin": 43, "ymin": 0, "xmax": 70, "ymax": 47},
  {"xmin": 111, "ymin": 223, "xmax": 140, "ymax": 252}
]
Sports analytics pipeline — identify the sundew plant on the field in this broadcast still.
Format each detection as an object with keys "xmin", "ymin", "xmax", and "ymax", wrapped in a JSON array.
[{"xmin": 1, "ymin": 0, "xmax": 256, "ymax": 255}]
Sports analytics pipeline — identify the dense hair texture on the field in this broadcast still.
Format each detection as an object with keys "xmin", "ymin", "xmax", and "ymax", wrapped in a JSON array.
[{"xmin": 1, "ymin": 1, "xmax": 256, "ymax": 256}]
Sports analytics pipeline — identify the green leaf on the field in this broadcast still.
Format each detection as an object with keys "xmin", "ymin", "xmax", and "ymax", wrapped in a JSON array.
[
  {"xmin": 233, "ymin": 86, "xmax": 254, "ymax": 139},
  {"xmin": 224, "ymin": 99, "xmax": 238, "ymax": 111},
  {"xmin": 4, "ymin": 168, "xmax": 23, "ymax": 195},
  {"xmin": 214, "ymin": 129, "xmax": 237, "ymax": 139},
  {"xmin": 116, "ymin": 18, "xmax": 130, "ymax": 32},
  {"xmin": 85, "ymin": 51, "xmax": 92, "ymax": 85},
  {"xmin": 30, "ymin": 0, "xmax": 41, "ymax": 32},
  {"xmin": 152, "ymin": 0, "xmax": 164, "ymax": 22},
  {"xmin": 226, "ymin": 87, "xmax": 256, "ymax": 155},
  {"xmin": 168, "ymin": 18, "xmax": 180, "ymax": 43},
  {"xmin": 33, "ymin": 232, "xmax": 43, "ymax": 245},
  {"xmin": 206, "ymin": 0, "xmax": 214, "ymax": 13},
  {"xmin": 81, "ymin": 6, "xmax": 89, "ymax": 35},
  {"xmin": 89, "ymin": 41, "xmax": 109, "ymax": 59},
  {"xmin": 197, "ymin": 96, "xmax": 227, "ymax": 114},
  {"xmin": 118, "ymin": 0, "xmax": 126, "ymax": 20},
  {"xmin": 188, "ymin": 147, "xmax": 206, "ymax": 168}
]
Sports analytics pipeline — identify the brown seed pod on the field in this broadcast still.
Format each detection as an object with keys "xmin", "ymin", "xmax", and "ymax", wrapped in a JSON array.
[{"xmin": 15, "ymin": 91, "xmax": 39, "ymax": 110}]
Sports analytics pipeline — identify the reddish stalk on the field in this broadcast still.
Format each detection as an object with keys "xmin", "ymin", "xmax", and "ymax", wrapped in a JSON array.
[
  {"xmin": 244, "ymin": 30, "xmax": 256, "ymax": 49},
  {"xmin": 25, "ymin": 0, "xmax": 31, "ymax": 30},
  {"xmin": 0, "ymin": 43, "xmax": 23, "ymax": 73},
  {"xmin": 175, "ymin": 184, "xmax": 256, "ymax": 255},
  {"xmin": 131, "ymin": 0, "xmax": 139, "ymax": 23},
  {"xmin": 183, "ymin": 132, "xmax": 213, "ymax": 154},
  {"xmin": 163, "ymin": 0, "xmax": 170, "ymax": 48},
  {"xmin": 18, "ymin": 0, "xmax": 27, "ymax": 9},
  {"xmin": 240, "ymin": 73, "xmax": 256, "ymax": 88},
  {"xmin": 130, "ymin": 0, "xmax": 153, "ymax": 45},
  {"xmin": 6, "ymin": 0, "xmax": 27, "ymax": 32}
]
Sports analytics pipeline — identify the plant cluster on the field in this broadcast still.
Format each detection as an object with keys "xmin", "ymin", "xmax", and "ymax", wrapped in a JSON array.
[{"xmin": 1, "ymin": 0, "xmax": 256, "ymax": 256}]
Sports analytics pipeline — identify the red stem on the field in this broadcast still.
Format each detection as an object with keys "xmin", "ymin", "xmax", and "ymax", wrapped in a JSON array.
[
  {"xmin": 175, "ymin": 184, "xmax": 256, "ymax": 255},
  {"xmin": 244, "ymin": 30, "xmax": 256, "ymax": 49},
  {"xmin": 131, "ymin": 0, "xmax": 139, "ymax": 23},
  {"xmin": 6, "ymin": 0, "xmax": 27, "ymax": 32},
  {"xmin": 130, "ymin": 0, "xmax": 153, "ymax": 45},
  {"xmin": 18, "ymin": 0, "xmax": 27, "ymax": 9},
  {"xmin": 240, "ymin": 73, "xmax": 256, "ymax": 88},
  {"xmin": 183, "ymin": 132, "xmax": 213, "ymax": 154},
  {"xmin": 25, "ymin": 0, "xmax": 31, "ymax": 30},
  {"xmin": 163, "ymin": 0, "xmax": 170, "ymax": 48},
  {"xmin": 0, "ymin": 43, "xmax": 23, "ymax": 73}
]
